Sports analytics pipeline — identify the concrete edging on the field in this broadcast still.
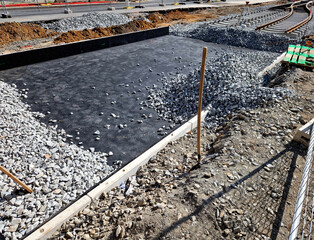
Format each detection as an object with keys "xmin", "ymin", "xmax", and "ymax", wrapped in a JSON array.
[
  {"xmin": 257, "ymin": 51, "xmax": 286, "ymax": 77},
  {"xmin": 24, "ymin": 110, "xmax": 208, "ymax": 240},
  {"xmin": 293, "ymin": 118, "xmax": 314, "ymax": 147}
]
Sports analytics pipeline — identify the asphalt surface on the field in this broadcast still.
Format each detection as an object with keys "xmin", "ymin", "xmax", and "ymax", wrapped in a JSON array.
[
  {"xmin": 2, "ymin": 1, "xmax": 166, "ymax": 17},
  {"xmin": 0, "ymin": 35, "xmax": 258, "ymax": 166},
  {"xmin": 0, "ymin": 0, "xmax": 279, "ymax": 23}
]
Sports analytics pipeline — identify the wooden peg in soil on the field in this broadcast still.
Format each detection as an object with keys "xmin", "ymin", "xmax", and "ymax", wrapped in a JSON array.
[
  {"xmin": 0, "ymin": 165, "xmax": 33, "ymax": 193},
  {"xmin": 197, "ymin": 47, "xmax": 208, "ymax": 164}
]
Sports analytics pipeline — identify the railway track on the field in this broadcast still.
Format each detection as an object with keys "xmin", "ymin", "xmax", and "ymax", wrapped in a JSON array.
[
  {"xmin": 208, "ymin": 9, "xmax": 286, "ymax": 28},
  {"xmin": 257, "ymin": 1, "xmax": 313, "ymax": 38},
  {"xmin": 208, "ymin": 1, "xmax": 314, "ymax": 39}
]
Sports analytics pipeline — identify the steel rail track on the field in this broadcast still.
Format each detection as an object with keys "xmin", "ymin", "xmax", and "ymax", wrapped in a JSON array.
[
  {"xmin": 285, "ymin": 1, "xmax": 313, "ymax": 34},
  {"xmin": 208, "ymin": 9, "xmax": 285, "ymax": 28},
  {"xmin": 255, "ymin": 1, "xmax": 300, "ymax": 31}
]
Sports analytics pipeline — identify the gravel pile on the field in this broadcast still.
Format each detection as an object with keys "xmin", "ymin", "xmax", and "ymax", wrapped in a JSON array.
[
  {"xmin": 170, "ymin": 24, "xmax": 290, "ymax": 52},
  {"xmin": 0, "ymin": 80, "xmax": 114, "ymax": 239},
  {"xmin": 145, "ymin": 50, "xmax": 293, "ymax": 130},
  {"xmin": 41, "ymin": 12, "xmax": 131, "ymax": 32}
]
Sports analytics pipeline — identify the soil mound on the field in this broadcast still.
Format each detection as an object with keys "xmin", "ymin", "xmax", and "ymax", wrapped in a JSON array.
[
  {"xmin": 147, "ymin": 10, "xmax": 204, "ymax": 24},
  {"xmin": 0, "ymin": 22, "xmax": 56, "ymax": 46},
  {"xmin": 54, "ymin": 20, "xmax": 156, "ymax": 44}
]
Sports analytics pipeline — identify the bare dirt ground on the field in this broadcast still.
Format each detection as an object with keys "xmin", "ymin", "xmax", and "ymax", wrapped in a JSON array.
[
  {"xmin": 0, "ymin": 0, "xmax": 286, "ymax": 53},
  {"xmin": 49, "ymin": 67, "xmax": 313, "ymax": 240},
  {"xmin": 0, "ymin": 22, "xmax": 56, "ymax": 47}
]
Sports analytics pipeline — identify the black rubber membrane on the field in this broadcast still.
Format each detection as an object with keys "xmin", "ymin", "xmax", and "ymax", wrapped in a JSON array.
[
  {"xmin": 0, "ymin": 27, "xmax": 169, "ymax": 71},
  {"xmin": 1, "ymin": 35, "xmax": 233, "ymax": 166}
]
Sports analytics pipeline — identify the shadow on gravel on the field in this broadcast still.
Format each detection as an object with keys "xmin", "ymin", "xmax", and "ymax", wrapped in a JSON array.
[
  {"xmin": 154, "ymin": 141, "xmax": 303, "ymax": 239},
  {"xmin": 269, "ymin": 144, "xmax": 300, "ymax": 239}
]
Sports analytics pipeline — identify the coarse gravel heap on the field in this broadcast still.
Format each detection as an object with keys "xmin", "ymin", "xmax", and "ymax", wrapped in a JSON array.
[
  {"xmin": 0, "ymin": 80, "xmax": 114, "ymax": 239},
  {"xmin": 170, "ymin": 24, "xmax": 291, "ymax": 52},
  {"xmin": 41, "ymin": 12, "xmax": 131, "ymax": 32},
  {"xmin": 145, "ymin": 50, "xmax": 293, "ymax": 130}
]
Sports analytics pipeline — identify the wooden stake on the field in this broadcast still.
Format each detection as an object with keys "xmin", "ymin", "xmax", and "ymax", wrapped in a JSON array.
[
  {"xmin": 0, "ymin": 166, "xmax": 33, "ymax": 193},
  {"xmin": 197, "ymin": 47, "xmax": 207, "ymax": 164}
]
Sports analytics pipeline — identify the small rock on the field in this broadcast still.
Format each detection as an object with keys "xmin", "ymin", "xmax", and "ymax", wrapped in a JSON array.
[
  {"xmin": 7, "ymin": 224, "xmax": 19, "ymax": 232},
  {"xmin": 116, "ymin": 225, "xmax": 122, "ymax": 237}
]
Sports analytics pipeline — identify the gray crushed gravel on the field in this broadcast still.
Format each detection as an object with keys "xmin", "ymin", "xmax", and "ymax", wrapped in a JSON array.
[
  {"xmin": 40, "ymin": 12, "xmax": 131, "ymax": 32},
  {"xmin": 145, "ymin": 50, "xmax": 293, "ymax": 130},
  {"xmin": 170, "ymin": 24, "xmax": 290, "ymax": 52},
  {"xmin": 0, "ymin": 80, "xmax": 114, "ymax": 239}
]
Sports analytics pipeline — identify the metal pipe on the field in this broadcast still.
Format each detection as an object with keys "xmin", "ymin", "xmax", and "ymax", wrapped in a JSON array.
[
  {"xmin": 1, "ymin": 0, "xmax": 9, "ymax": 15},
  {"xmin": 289, "ymin": 122, "xmax": 314, "ymax": 240},
  {"xmin": 308, "ymin": 192, "xmax": 314, "ymax": 239}
]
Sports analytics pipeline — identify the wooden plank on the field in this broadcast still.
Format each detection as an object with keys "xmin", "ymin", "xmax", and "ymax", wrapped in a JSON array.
[
  {"xmin": 283, "ymin": 46, "xmax": 294, "ymax": 63},
  {"xmin": 290, "ymin": 44, "xmax": 301, "ymax": 64},
  {"xmin": 293, "ymin": 118, "xmax": 314, "ymax": 147},
  {"xmin": 0, "ymin": 166, "xmax": 33, "ymax": 193},
  {"xmin": 24, "ymin": 196, "xmax": 92, "ymax": 240}
]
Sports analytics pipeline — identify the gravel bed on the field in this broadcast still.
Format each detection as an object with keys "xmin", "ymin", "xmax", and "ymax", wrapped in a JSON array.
[
  {"xmin": 0, "ymin": 80, "xmax": 114, "ymax": 239},
  {"xmin": 170, "ymin": 24, "xmax": 290, "ymax": 52},
  {"xmin": 145, "ymin": 50, "xmax": 293, "ymax": 130},
  {"xmin": 40, "ymin": 12, "xmax": 131, "ymax": 32}
]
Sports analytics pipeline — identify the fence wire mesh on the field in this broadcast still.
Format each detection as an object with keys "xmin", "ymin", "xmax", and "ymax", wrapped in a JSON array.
[{"xmin": 289, "ymin": 123, "xmax": 314, "ymax": 240}]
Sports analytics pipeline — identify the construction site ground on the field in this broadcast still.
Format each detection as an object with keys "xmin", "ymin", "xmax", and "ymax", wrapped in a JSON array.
[
  {"xmin": 1, "ymin": 1, "xmax": 314, "ymax": 239},
  {"xmin": 51, "ymin": 68, "xmax": 314, "ymax": 240}
]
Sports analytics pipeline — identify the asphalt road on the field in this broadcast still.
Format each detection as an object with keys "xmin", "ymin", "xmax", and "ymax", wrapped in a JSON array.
[{"xmin": 2, "ymin": 0, "xmax": 198, "ymax": 18}]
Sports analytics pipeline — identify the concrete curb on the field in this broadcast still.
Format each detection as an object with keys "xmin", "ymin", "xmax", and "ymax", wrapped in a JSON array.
[{"xmin": 24, "ymin": 110, "xmax": 208, "ymax": 240}]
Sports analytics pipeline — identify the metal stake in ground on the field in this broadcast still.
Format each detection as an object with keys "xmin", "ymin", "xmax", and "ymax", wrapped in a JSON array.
[
  {"xmin": 1, "ymin": 0, "xmax": 11, "ymax": 18},
  {"xmin": 64, "ymin": 0, "xmax": 72, "ymax": 14},
  {"xmin": 197, "ymin": 47, "xmax": 207, "ymax": 164},
  {"xmin": 108, "ymin": 0, "xmax": 115, "ymax": 10},
  {"xmin": 0, "ymin": 166, "xmax": 33, "ymax": 193}
]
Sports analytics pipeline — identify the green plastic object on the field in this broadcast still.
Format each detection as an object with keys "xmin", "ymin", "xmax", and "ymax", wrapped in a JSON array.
[
  {"xmin": 291, "ymin": 58, "xmax": 298, "ymax": 64},
  {"xmin": 298, "ymin": 59, "xmax": 306, "ymax": 64},
  {"xmin": 305, "ymin": 61, "xmax": 314, "ymax": 66}
]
